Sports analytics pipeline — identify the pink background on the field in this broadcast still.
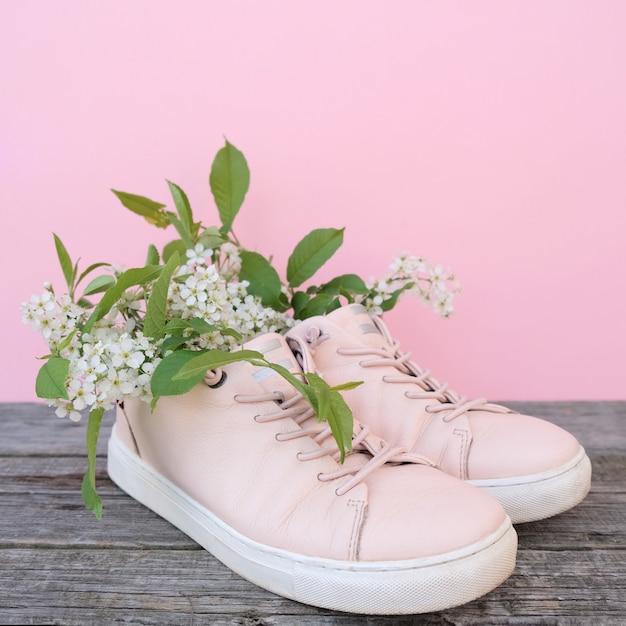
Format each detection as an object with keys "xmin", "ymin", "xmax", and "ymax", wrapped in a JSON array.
[{"xmin": 2, "ymin": 1, "xmax": 625, "ymax": 402}]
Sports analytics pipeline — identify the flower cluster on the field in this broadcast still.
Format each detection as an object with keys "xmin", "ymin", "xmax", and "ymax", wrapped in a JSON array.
[
  {"xmin": 21, "ymin": 248, "xmax": 293, "ymax": 421},
  {"xmin": 21, "ymin": 139, "xmax": 462, "ymax": 518},
  {"xmin": 170, "ymin": 243, "xmax": 292, "ymax": 344},
  {"xmin": 22, "ymin": 248, "xmax": 459, "ymax": 423},
  {"xmin": 362, "ymin": 252, "xmax": 461, "ymax": 317}
]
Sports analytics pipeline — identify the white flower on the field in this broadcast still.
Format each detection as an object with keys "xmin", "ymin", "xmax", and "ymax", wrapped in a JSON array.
[
  {"xmin": 30, "ymin": 289, "xmax": 56, "ymax": 314},
  {"xmin": 103, "ymin": 367, "xmax": 135, "ymax": 398},
  {"xmin": 432, "ymin": 291, "xmax": 455, "ymax": 317},
  {"xmin": 186, "ymin": 243, "xmax": 207, "ymax": 265},
  {"xmin": 107, "ymin": 334, "xmax": 146, "ymax": 369},
  {"xmin": 219, "ymin": 242, "xmax": 243, "ymax": 280},
  {"xmin": 180, "ymin": 275, "xmax": 209, "ymax": 307},
  {"xmin": 55, "ymin": 403, "xmax": 82, "ymax": 422},
  {"xmin": 68, "ymin": 378, "xmax": 97, "ymax": 410}
]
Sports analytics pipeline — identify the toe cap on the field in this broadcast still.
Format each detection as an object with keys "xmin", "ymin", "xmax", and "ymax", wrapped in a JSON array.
[
  {"xmin": 467, "ymin": 412, "xmax": 582, "ymax": 481},
  {"xmin": 357, "ymin": 463, "xmax": 509, "ymax": 561}
]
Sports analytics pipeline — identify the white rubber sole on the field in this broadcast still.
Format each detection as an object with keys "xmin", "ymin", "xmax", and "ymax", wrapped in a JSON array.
[
  {"xmin": 107, "ymin": 426, "xmax": 518, "ymax": 615},
  {"xmin": 468, "ymin": 446, "xmax": 592, "ymax": 524}
]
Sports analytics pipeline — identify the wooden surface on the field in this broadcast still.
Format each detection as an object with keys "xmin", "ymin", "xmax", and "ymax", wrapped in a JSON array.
[{"xmin": 1, "ymin": 401, "xmax": 624, "ymax": 625}]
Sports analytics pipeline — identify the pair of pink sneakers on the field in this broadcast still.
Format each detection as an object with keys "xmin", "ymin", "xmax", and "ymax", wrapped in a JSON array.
[{"xmin": 108, "ymin": 303, "xmax": 591, "ymax": 615}]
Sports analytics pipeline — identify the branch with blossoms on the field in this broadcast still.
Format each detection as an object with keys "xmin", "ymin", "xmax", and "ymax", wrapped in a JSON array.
[
  {"xmin": 362, "ymin": 253, "xmax": 461, "ymax": 318},
  {"xmin": 21, "ymin": 139, "xmax": 461, "ymax": 517}
]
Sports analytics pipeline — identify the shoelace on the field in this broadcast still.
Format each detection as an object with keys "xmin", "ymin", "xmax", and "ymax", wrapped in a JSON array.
[
  {"xmin": 234, "ymin": 390, "xmax": 409, "ymax": 496},
  {"xmin": 334, "ymin": 341, "xmax": 511, "ymax": 423},
  {"xmin": 302, "ymin": 325, "xmax": 495, "ymax": 422}
]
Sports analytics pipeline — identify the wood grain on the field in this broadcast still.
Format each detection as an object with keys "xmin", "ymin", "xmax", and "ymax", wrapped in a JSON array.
[{"xmin": 1, "ymin": 402, "xmax": 624, "ymax": 625}]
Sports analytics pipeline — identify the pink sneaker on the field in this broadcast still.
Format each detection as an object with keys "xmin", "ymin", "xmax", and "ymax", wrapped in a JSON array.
[
  {"xmin": 108, "ymin": 333, "xmax": 517, "ymax": 614},
  {"xmin": 286, "ymin": 304, "xmax": 592, "ymax": 524}
]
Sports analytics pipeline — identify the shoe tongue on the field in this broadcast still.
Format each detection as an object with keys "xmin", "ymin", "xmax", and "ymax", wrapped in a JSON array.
[
  {"xmin": 242, "ymin": 333, "xmax": 304, "ymax": 395},
  {"xmin": 322, "ymin": 303, "xmax": 391, "ymax": 350}
]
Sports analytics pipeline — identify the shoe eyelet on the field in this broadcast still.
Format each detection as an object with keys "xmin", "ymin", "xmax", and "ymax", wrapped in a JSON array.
[
  {"xmin": 253, "ymin": 414, "xmax": 261, "ymax": 423},
  {"xmin": 424, "ymin": 404, "xmax": 434, "ymax": 412},
  {"xmin": 205, "ymin": 370, "xmax": 227, "ymax": 389}
]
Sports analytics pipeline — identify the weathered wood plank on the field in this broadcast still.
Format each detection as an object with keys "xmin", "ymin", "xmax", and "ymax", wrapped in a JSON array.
[
  {"xmin": 1, "ymin": 403, "xmax": 114, "ymax": 456},
  {"xmin": 0, "ymin": 548, "xmax": 624, "ymax": 625},
  {"xmin": 1, "ymin": 402, "xmax": 625, "ymax": 625}
]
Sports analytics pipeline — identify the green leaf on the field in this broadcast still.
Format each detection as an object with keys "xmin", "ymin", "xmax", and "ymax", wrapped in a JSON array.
[
  {"xmin": 185, "ymin": 318, "xmax": 221, "ymax": 334},
  {"xmin": 35, "ymin": 357, "xmax": 70, "ymax": 400},
  {"xmin": 172, "ymin": 349, "xmax": 265, "ymax": 381},
  {"xmin": 82, "ymin": 274, "xmax": 116, "ymax": 296},
  {"xmin": 190, "ymin": 319, "xmax": 242, "ymax": 341},
  {"xmin": 163, "ymin": 318, "xmax": 199, "ymax": 336},
  {"xmin": 295, "ymin": 293, "xmax": 335, "ymax": 320},
  {"xmin": 160, "ymin": 335, "xmax": 190, "ymax": 355},
  {"xmin": 163, "ymin": 317, "xmax": 241, "ymax": 340},
  {"xmin": 337, "ymin": 288, "xmax": 355, "ymax": 304},
  {"xmin": 76, "ymin": 262, "xmax": 112, "ymax": 289},
  {"xmin": 143, "ymin": 252, "xmax": 180, "ymax": 339},
  {"xmin": 325, "ymin": 297, "xmax": 342, "ymax": 315},
  {"xmin": 291, "ymin": 290, "xmax": 310, "ymax": 317},
  {"xmin": 53, "ymin": 233, "xmax": 75, "ymax": 292},
  {"xmin": 209, "ymin": 140, "xmax": 250, "ymax": 232},
  {"xmin": 278, "ymin": 292, "xmax": 290, "ymax": 310},
  {"xmin": 150, "ymin": 350, "xmax": 216, "ymax": 397},
  {"xmin": 286, "ymin": 228, "xmax": 345, "ymax": 288},
  {"xmin": 306, "ymin": 373, "xmax": 354, "ymax": 462},
  {"xmin": 378, "ymin": 283, "xmax": 414, "ymax": 312},
  {"xmin": 57, "ymin": 329, "xmax": 78, "ymax": 354},
  {"xmin": 167, "ymin": 180, "xmax": 193, "ymax": 239},
  {"xmin": 255, "ymin": 360, "xmax": 318, "ymax": 408},
  {"xmin": 162, "ymin": 239, "xmax": 188, "ymax": 263},
  {"xmin": 76, "ymin": 297, "xmax": 94, "ymax": 309},
  {"xmin": 197, "ymin": 226, "xmax": 228, "ymax": 251},
  {"xmin": 146, "ymin": 244, "xmax": 160, "ymax": 266},
  {"xmin": 165, "ymin": 212, "xmax": 193, "ymax": 249},
  {"xmin": 111, "ymin": 189, "xmax": 170, "ymax": 228},
  {"xmin": 261, "ymin": 363, "xmax": 354, "ymax": 462},
  {"xmin": 151, "ymin": 351, "xmax": 207, "ymax": 396},
  {"xmin": 329, "ymin": 380, "xmax": 364, "ymax": 392},
  {"xmin": 190, "ymin": 221, "xmax": 202, "ymax": 241},
  {"xmin": 81, "ymin": 407, "xmax": 105, "ymax": 519},
  {"xmin": 318, "ymin": 274, "xmax": 369, "ymax": 296},
  {"xmin": 239, "ymin": 250, "xmax": 287, "ymax": 310},
  {"xmin": 82, "ymin": 265, "xmax": 162, "ymax": 333},
  {"xmin": 160, "ymin": 320, "xmax": 242, "ymax": 354}
]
